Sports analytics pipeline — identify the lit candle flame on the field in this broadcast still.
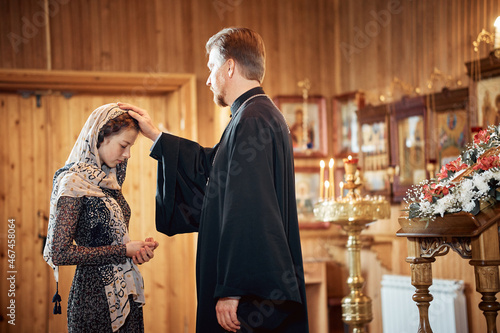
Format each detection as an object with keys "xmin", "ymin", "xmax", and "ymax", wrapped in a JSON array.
[
  {"xmin": 319, "ymin": 160, "xmax": 325, "ymax": 200},
  {"xmin": 329, "ymin": 158, "xmax": 334, "ymax": 200},
  {"xmin": 495, "ymin": 16, "xmax": 500, "ymax": 49},
  {"xmin": 324, "ymin": 180, "xmax": 330, "ymax": 200}
]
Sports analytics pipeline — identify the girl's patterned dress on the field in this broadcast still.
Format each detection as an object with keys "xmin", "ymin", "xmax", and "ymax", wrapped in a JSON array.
[{"xmin": 51, "ymin": 164, "xmax": 144, "ymax": 333}]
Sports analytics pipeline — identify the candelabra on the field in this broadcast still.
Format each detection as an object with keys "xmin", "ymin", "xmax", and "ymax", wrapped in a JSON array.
[
  {"xmin": 314, "ymin": 157, "xmax": 390, "ymax": 333},
  {"xmin": 472, "ymin": 16, "xmax": 500, "ymax": 58}
]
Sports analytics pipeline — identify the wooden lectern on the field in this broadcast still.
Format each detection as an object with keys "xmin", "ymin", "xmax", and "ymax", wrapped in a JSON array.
[{"xmin": 397, "ymin": 203, "xmax": 500, "ymax": 333}]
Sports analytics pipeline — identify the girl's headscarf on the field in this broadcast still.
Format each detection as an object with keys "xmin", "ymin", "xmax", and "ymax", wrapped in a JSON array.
[{"xmin": 43, "ymin": 103, "xmax": 144, "ymax": 332}]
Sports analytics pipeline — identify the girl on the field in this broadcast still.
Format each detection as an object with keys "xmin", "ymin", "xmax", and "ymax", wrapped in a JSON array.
[{"xmin": 43, "ymin": 103, "xmax": 158, "ymax": 332}]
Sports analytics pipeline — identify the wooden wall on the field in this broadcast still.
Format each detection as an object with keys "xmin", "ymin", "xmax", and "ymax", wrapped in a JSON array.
[
  {"xmin": 1, "ymin": 0, "xmax": 500, "ymax": 332},
  {"xmin": 334, "ymin": 0, "xmax": 499, "ymax": 105},
  {"xmin": 0, "ymin": 90, "xmax": 198, "ymax": 333},
  {"xmin": 2, "ymin": 0, "xmax": 500, "ymax": 146},
  {"xmin": 1, "ymin": 0, "xmax": 340, "ymax": 146}
]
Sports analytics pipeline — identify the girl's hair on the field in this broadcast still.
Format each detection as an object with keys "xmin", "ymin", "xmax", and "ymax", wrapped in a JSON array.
[{"xmin": 96, "ymin": 113, "xmax": 140, "ymax": 148}]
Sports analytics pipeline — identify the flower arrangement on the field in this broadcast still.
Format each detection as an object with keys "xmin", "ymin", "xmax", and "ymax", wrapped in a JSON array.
[{"xmin": 404, "ymin": 125, "xmax": 500, "ymax": 226}]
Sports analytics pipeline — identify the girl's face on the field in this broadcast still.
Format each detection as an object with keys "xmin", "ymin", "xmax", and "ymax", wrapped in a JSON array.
[{"xmin": 98, "ymin": 127, "xmax": 139, "ymax": 168}]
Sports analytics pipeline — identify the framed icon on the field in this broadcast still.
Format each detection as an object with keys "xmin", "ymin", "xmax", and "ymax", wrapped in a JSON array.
[
  {"xmin": 390, "ymin": 96, "xmax": 427, "ymax": 202},
  {"xmin": 427, "ymin": 88, "xmax": 469, "ymax": 171},
  {"xmin": 332, "ymin": 91, "xmax": 365, "ymax": 157},
  {"xmin": 274, "ymin": 95, "xmax": 328, "ymax": 157},
  {"xmin": 357, "ymin": 103, "xmax": 391, "ymax": 197},
  {"xmin": 294, "ymin": 167, "xmax": 321, "ymax": 223}
]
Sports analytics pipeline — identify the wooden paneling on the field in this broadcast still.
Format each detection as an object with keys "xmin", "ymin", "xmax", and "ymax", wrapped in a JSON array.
[
  {"xmin": 2, "ymin": 1, "xmax": 500, "ymax": 332},
  {"xmin": 0, "ymin": 0, "xmax": 342, "ymax": 146},
  {"xmin": 304, "ymin": 261, "xmax": 329, "ymax": 333},
  {"xmin": 0, "ymin": 70, "xmax": 197, "ymax": 333},
  {"xmin": 335, "ymin": 0, "xmax": 500, "ymax": 105},
  {"xmin": 2, "ymin": 0, "xmax": 499, "ymax": 144},
  {"xmin": 0, "ymin": 0, "xmax": 49, "ymax": 69}
]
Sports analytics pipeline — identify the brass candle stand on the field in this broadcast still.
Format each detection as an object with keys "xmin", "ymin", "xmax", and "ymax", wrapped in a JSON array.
[{"xmin": 314, "ymin": 158, "xmax": 390, "ymax": 333}]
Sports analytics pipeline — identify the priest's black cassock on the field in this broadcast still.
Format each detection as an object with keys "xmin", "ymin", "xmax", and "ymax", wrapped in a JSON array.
[{"xmin": 150, "ymin": 87, "xmax": 309, "ymax": 333}]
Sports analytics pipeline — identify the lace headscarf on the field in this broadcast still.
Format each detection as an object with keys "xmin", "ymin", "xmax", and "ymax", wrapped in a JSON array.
[{"xmin": 43, "ymin": 103, "xmax": 145, "ymax": 331}]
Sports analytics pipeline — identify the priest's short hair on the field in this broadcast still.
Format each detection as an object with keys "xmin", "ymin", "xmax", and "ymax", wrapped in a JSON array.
[{"xmin": 206, "ymin": 27, "xmax": 266, "ymax": 84}]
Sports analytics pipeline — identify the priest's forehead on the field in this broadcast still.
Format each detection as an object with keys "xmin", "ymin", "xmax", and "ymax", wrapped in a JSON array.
[{"xmin": 207, "ymin": 48, "xmax": 225, "ymax": 70}]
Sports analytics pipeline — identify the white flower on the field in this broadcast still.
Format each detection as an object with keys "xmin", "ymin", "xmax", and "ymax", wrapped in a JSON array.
[
  {"xmin": 434, "ymin": 195, "xmax": 455, "ymax": 217},
  {"xmin": 456, "ymin": 179, "xmax": 476, "ymax": 201},
  {"xmin": 419, "ymin": 201, "xmax": 432, "ymax": 214},
  {"xmin": 404, "ymin": 125, "xmax": 500, "ymax": 221},
  {"xmin": 493, "ymin": 172, "xmax": 500, "ymax": 182},
  {"xmin": 473, "ymin": 171, "xmax": 496, "ymax": 196},
  {"xmin": 463, "ymin": 200, "xmax": 477, "ymax": 212}
]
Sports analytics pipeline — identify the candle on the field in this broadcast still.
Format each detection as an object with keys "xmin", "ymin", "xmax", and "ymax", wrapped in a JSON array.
[
  {"xmin": 319, "ymin": 160, "xmax": 325, "ymax": 200},
  {"xmin": 344, "ymin": 155, "xmax": 359, "ymax": 164},
  {"xmin": 329, "ymin": 158, "xmax": 334, "ymax": 200},
  {"xmin": 339, "ymin": 181, "xmax": 344, "ymax": 199},
  {"xmin": 324, "ymin": 181, "xmax": 330, "ymax": 200},
  {"xmin": 495, "ymin": 16, "xmax": 500, "ymax": 49}
]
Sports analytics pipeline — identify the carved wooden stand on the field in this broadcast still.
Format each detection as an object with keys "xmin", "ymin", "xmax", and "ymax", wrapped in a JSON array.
[{"xmin": 397, "ymin": 205, "xmax": 500, "ymax": 333}]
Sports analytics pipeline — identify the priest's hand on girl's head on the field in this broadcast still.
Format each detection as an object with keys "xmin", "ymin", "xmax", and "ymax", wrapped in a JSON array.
[{"xmin": 117, "ymin": 102, "xmax": 161, "ymax": 141}]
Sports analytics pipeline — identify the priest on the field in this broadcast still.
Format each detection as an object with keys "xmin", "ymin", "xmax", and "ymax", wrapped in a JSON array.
[{"xmin": 119, "ymin": 27, "xmax": 308, "ymax": 333}]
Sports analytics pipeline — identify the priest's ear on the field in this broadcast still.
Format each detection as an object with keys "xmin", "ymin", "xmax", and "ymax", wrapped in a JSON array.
[{"xmin": 226, "ymin": 58, "xmax": 236, "ymax": 78}]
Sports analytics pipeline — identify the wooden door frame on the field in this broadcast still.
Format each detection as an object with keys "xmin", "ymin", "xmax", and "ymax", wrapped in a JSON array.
[
  {"xmin": 0, "ymin": 69, "xmax": 199, "ymax": 333},
  {"xmin": 0, "ymin": 68, "xmax": 198, "ymax": 140}
]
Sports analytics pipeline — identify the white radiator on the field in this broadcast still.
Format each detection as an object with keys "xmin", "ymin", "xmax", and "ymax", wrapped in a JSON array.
[{"xmin": 381, "ymin": 274, "xmax": 468, "ymax": 333}]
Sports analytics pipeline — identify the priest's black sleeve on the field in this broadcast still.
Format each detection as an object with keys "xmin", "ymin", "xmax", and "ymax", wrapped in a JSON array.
[{"xmin": 150, "ymin": 133, "xmax": 214, "ymax": 236}]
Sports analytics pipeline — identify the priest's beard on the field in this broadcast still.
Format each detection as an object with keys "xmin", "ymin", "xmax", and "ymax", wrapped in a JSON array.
[{"xmin": 214, "ymin": 92, "xmax": 228, "ymax": 108}]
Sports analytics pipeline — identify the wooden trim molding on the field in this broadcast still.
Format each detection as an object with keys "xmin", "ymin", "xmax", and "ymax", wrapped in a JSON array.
[
  {"xmin": 0, "ymin": 69, "xmax": 195, "ymax": 94},
  {"xmin": 0, "ymin": 69, "xmax": 198, "ymax": 140}
]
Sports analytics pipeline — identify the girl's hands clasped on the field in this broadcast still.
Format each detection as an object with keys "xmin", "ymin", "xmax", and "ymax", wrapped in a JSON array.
[{"xmin": 125, "ymin": 237, "xmax": 160, "ymax": 265}]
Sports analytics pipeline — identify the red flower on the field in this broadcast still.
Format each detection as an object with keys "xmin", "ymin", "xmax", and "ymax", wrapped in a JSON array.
[
  {"xmin": 446, "ymin": 157, "xmax": 468, "ymax": 172},
  {"xmin": 473, "ymin": 155, "xmax": 500, "ymax": 171},
  {"xmin": 420, "ymin": 182, "xmax": 454, "ymax": 202},
  {"xmin": 421, "ymin": 184, "xmax": 433, "ymax": 202},
  {"xmin": 474, "ymin": 129, "xmax": 490, "ymax": 145},
  {"xmin": 433, "ymin": 185, "xmax": 452, "ymax": 196},
  {"xmin": 436, "ymin": 165, "xmax": 448, "ymax": 180},
  {"xmin": 436, "ymin": 157, "xmax": 467, "ymax": 180}
]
